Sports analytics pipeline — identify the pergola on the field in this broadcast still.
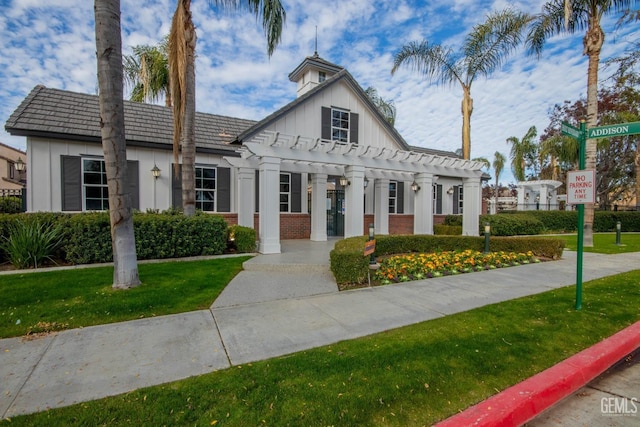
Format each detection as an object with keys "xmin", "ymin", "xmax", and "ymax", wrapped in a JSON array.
[{"xmin": 225, "ymin": 131, "xmax": 485, "ymax": 253}]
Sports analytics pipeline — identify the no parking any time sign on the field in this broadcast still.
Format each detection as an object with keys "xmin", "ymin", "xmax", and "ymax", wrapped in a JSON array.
[{"xmin": 566, "ymin": 170, "xmax": 595, "ymax": 205}]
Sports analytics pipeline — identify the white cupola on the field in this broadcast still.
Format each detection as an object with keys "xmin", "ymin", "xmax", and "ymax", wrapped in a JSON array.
[{"xmin": 288, "ymin": 52, "xmax": 343, "ymax": 97}]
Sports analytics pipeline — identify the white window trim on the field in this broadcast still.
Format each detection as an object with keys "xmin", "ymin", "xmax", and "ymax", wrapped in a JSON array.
[
  {"xmin": 279, "ymin": 172, "xmax": 291, "ymax": 213},
  {"xmin": 81, "ymin": 157, "xmax": 108, "ymax": 211},
  {"xmin": 389, "ymin": 181, "xmax": 397, "ymax": 214},
  {"xmin": 195, "ymin": 165, "xmax": 217, "ymax": 212},
  {"xmin": 331, "ymin": 107, "xmax": 350, "ymax": 143}
]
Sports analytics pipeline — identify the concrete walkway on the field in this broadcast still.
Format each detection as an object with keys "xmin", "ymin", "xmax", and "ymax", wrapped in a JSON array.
[{"xmin": 1, "ymin": 242, "xmax": 639, "ymax": 419}]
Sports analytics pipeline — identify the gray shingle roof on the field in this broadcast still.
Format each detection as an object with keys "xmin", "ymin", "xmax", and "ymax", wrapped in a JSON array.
[{"xmin": 5, "ymin": 85, "xmax": 256, "ymax": 154}]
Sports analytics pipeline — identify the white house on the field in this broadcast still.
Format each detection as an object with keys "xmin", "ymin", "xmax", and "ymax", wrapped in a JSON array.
[{"xmin": 5, "ymin": 54, "xmax": 485, "ymax": 253}]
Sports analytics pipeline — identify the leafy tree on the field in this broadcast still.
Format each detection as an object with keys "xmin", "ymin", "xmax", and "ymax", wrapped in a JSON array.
[
  {"xmin": 526, "ymin": 0, "xmax": 640, "ymax": 244},
  {"xmin": 123, "ymin": 37, "xmax": 171, "ymax": 106},
  {"xmin": 391, "ymin": 8, "xmax": 530, "ymax": 160},
  {"xmin": 169, "ymin": 0, "xmax": 286, "ymax": 216},
  {"xmin": 364, "ymin": 87, "xmax": 396, "ymax": 126},
  {"xmin": 506, "ymin": 126, "xmax": 538, "ymax": 181},
  {"xmin": 94, "ymin": 0, "xmax": 140, "ymax": 289},
  {"xmin": 492, "ymin": 151, "xmax": 506, "ymax": 210}
]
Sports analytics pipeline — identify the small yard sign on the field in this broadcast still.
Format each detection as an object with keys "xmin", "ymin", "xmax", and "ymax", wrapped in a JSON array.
[
  {"xmin": 566, "ymin": 170, "xmax": 595, "ymax": 205},
  {"xmin": 364, "ymin": 239, "xmax": 376, "ymax": 256}
]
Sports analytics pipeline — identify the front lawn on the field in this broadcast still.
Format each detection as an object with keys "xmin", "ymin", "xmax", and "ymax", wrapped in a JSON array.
[
  {"xmin": 4, "ymin": 270, "xmax": 640, "ymax": 426},
  {"xmin": 0, "ymin": 256, "xmax": 251, "ymax": 338},
  {"xmin": 550, "ymin": 233, "xmax": 640, "ymax": 253}
]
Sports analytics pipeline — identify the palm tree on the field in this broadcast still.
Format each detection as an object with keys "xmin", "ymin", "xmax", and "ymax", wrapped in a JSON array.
[
  {"xmin": 391, "ymin": 8, "xmax": 530, "ymax": 160},
  {"xmin": 507, "ymin": 126, "xmax": 538, "ymax": 182},
  {"xmin": 123, "ymin": 37, "xmax": 171, "ymax": 106},
  {"xmin": 94, "ymin": 0, "xmax": 140, "ymax": 289},
  {"xmin": 493, "ymin": 151, "xmax": 506, "ymax": 212},
  {"xmin": 364, "ymin": 86, "xmax": 397, "ymax": 126},
  {"xmin": 169, "ymin": 0, "xmax": 286, "ymax": 216},
  {"xmin": 527, "ymin": 0, "xmax": 640, "ymax": 245}
]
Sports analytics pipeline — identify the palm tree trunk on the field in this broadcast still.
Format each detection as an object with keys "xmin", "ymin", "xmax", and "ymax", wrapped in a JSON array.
[
  {"xmin": 582, "ymin": 21, "xmax": 605, "ymax": 247},
  {"xmin": 182, "ymin": 38, "xmax": 196, "ymax": 217},
  {"xmin": 461, "ymin": 85, "xmax": 473, "ymax": 160},
  {"xmin": 94, "ymin": 0, "xmax": 140, "ymax": 289}
]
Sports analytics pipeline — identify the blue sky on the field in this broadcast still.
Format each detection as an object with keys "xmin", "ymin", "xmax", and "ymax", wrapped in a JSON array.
[{"xmin": 1, "ymin": 0, "xmax": 638, "ymax": 185}]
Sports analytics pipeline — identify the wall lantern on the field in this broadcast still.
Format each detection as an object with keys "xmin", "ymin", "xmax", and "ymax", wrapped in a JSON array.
[
  {"xmin": 15, "ymin": 157, "xmax": 25, "ymax": 172},
  {"xmin": 364, "ymin": 177, "xmax": 369, "ymax": 188},
  {"xmin": 446, "ymin": 187, "xmax": 454, "ymax": 195},
  {"xmin": 411, "ymin": 181, "xmax": 420, "ymax": 192},
  {"xmin": 339, "ymin": 175, "xmax": 350, "ymax": 186},
  {"xmin": 151, "ymin": 164, "xmax": 161, "ymax": 179}
]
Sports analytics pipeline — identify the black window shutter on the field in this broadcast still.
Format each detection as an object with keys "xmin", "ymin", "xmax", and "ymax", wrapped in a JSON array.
[
  {"xmin": 126, "ymin": 160, "xmax": 139, "ymax": 210},
  {"xmin": 350, "ymin": 112, "xmax": 359, "ymax": 144},
  {"xmin": 453, "ymin": 186, "xmax": 460, "ymax": 214},
  {"xmin": 397, "ymin": 181, "xmax": 404, "ymax": 214},
  {"xmin": 171, "ymin": 163, "xmax": 182, "ymax": 208},
  {"xmin": 436, "ymin": 184, "xmax": 442, "ymax": 214},
  {"xmin": 321, "ymin": 106, "xmax": 331, "ymax": 140},
  {"xmin": 255, "ymin": 169, "xmax": 259, "ymax": 213},
  {"xmin": 291, "ymin": 173, "xmax": 302, "ymax": 213},
  {"xmin": 217, "ymin": 167, "xmax": 231, "ymax": 212},
  {"xmin": 61, "ymin": 155, "xmax": 81, "ymax": 211}
]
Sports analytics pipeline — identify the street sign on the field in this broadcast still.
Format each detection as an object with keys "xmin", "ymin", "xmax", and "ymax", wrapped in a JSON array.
[
  {"xmin": 587, "ymin": 121, "xmax": 640, "ymax": 139},
  {"xmin": 561, "ymin": 121, "xmax": 582, "ymax": 139},
  {"xmin": 566, "ymin": 170, "xmax": 596, "ymax": 205}
]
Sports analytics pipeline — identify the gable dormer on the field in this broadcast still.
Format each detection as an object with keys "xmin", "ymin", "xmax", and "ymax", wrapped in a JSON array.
[{"xmin": 288, "ymin": 53, "xmax": 344, "ymax": 97}]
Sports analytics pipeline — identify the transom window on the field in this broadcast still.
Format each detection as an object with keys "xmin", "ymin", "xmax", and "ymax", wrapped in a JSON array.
[
  {"xmin": 388, "ymin": 181, "xmax": 397, "ymax": 214},
  {"xmin": 82, "ymin": 158, "xmax": 108, "ymax": 211},
  {"xmin": 331, "ymin": 108, "xmax": 350, "ymax": 143},
  {"xmin": 195, "ymin": 166, "xmax": 216, "ymax": 212},
  {"xmin": 280, "ymin": 173, "xmax": 291, "ymax": 212}
]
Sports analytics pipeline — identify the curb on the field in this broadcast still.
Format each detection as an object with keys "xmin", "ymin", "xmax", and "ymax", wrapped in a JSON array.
[{"xmin": 434, "ymin": 320, "xmax": 640, "ymax": 427}]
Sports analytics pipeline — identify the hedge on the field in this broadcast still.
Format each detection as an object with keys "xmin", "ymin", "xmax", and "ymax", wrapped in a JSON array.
[
  {"xmin": 0, "ymin": 211, "xmax": 242, "ymax": 266},
  {"xmin": 330, "ymin": 234, "xmax": 565, "ymax": 286}
]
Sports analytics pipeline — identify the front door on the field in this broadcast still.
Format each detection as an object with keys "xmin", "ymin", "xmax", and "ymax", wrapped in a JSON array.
[{"xmin": 326, "ymin": 189, "xmax": 344, "ymax": 237}]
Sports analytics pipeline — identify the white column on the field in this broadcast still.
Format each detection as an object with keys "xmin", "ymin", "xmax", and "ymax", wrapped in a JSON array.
[
  {"xmin": 310, "ymin": 173, "xmax": 327, "ymax": 241},
  {"xmin": 462, "ymin": 177, "xmax": 481, "ymax": 236},
  {"xmin": 413, "ymin": 173, "xmax": 434, "ymax": 235},
  {"xmin": 374, "ymin": 178, "xmax": 389, "ymax": 235},
  {"xmin": 539, "ymin": 185, "xmax": 550, "ymax": 211},
  {"xmin": 258, "ymin": 156, "xmax": 281, "ymax": 254},
  {"xmin": 344, "ymin": 165, "xmax": 365, "ymax": 238},
  {"xmin": 237, "ymin": 167, "xmax": 255, "ymax": 228}
]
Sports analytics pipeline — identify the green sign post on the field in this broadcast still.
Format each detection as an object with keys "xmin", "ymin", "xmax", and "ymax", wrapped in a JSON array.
[{"xmin": 561, "ymin": 119, "xmax": 640, "ymax": 309}]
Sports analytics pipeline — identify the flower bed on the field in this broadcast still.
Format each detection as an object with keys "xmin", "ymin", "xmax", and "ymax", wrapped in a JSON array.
[{"xmin": 375, "ymin": 249, "xmax": 539, "ymax": 285}]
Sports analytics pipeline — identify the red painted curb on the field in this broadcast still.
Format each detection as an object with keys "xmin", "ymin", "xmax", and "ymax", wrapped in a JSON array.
[{"xmin": 434, "ymin": 320, "xmax": 640, "ymax": 427}]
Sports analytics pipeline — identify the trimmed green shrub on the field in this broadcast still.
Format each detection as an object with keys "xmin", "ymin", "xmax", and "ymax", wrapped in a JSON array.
[
  {"xmin": 228, "ymin": 225, "xmax": 257, "ymax": 253},
  {"xmin": 434, "ymin": 225, "xmax": 462, "ymax": 235},
  {"xmin": 0, "ymin": 197, "xmax": 22, "ymax": 214},
  {"xmin": 330, "ymin": 234, "xmax": 565, "ymax": 286},
  {"xmin": 444, "ymin": 215, "xmax": 463, "ymax": 226},
  {"xmin": 0, "ymin": 220, "xmax": 64, "ymax": 269},
  {"xmin": 594, "ymin": 211, "xmax": 640, "ymax": 232},
  {"xmin": 479, "ymin": 214, "xmax": 544, "ymax": 236}
]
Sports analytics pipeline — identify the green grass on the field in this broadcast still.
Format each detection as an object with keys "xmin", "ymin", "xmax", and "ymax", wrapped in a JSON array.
[
  {"xmin": 4, "ymin": 270, "xmax": 640, "ymax": 426},
  {"xmin": 0, "ymin": 256, "xmax": 251, "ymax": 338},
  {"xmin": 550, "ymin": 233, "xmax": 640, "ymax": 253}
]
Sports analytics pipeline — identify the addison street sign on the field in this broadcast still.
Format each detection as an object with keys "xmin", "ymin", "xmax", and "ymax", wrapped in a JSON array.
[{"xmin": 587, "ymin": 121, "xmax": 640, "ymax": 139}]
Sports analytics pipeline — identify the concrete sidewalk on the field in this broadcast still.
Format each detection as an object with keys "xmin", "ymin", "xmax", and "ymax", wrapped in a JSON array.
[{"xmin": 1, "ymin": 247, "xmax": 639, "ymax": 419}]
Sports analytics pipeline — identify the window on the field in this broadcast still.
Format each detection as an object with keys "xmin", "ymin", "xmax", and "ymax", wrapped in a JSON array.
[
  {"xmin": 195, "ymin": 166, "xmax": 216, "ymax": 212},
  {"xmin": 82, "ymin": 158, "xmax": 109, "ymax": 210},
  {"xmin": 458, "ymin": 185, "xmax": 464, "ymax": 214},
  {"xmin": 8, "ymin": 161, "xmax": 15, "ymax": 180},
  {"xmin": 319, "ymin": 71, "xmax": 326, "ymax": 83},
  {"xmin": 388, "ymin": 181, "xmax": 397, "ymax": 214},
  {"xmin": 331, "ymin": 108, "xmax": 350, "ymax": 142},
  {"xmin": 280, "ymin": 173, "xmax": 291, "ymax": 212}
]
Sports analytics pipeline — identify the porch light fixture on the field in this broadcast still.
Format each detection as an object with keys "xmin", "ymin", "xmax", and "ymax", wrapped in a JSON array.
[
  {"xmin": 339, "ymin": 175, "xmax": 350, "ymax": 186},
  {"xmin": 14, "ymin": 157, "xmax": 25, "ymax": 172},
  {"xmin": 446, "ymin": 187, "xmax": 454, "ymax": 195},
  {"xmin": 364, "ymin": 177, "xmax": 369, "ymax": 188},
  {"xmin": 151, "ymin": 164, "xmax": 161, "ymax": 179},
  {"xmin": 411, "ymin": 181, "xmax": 420, "ymax": 192}
]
